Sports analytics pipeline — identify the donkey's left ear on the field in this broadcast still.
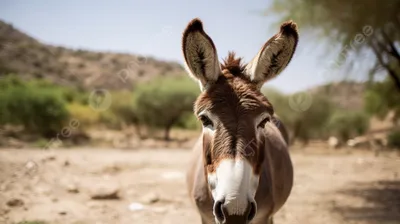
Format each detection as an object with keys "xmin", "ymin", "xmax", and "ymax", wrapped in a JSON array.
[
  {"xmin": 245, "ymin": 21, "xmax": 299, "ymax": 88},
  {"xmin": 182, "ymin": 18, "xmax": 221, "ymax": 91}
]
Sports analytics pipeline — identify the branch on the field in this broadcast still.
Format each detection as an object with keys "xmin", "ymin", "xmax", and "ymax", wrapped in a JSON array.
[
  {"xmin": 381, "ymin": 29, "xmax": 400, "ymax": 63},
  {"xmin": 370, "ymin": 40, "xmax": 400, "ymax": 92}
]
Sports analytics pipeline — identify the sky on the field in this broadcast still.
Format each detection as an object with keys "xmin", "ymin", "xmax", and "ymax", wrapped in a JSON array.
[{"xmin": 0, "ymin": 0, "xmax": 354, "ymax": 93}]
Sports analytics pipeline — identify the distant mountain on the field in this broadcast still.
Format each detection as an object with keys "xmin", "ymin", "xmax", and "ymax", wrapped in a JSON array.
[{"xmin": 0, "ymin": 20, "xmax": 185, "ymax": 90}]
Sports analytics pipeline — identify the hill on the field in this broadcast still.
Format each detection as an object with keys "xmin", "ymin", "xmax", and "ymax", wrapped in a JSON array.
[
  {"xmin": 0, "ymin": 20, "xmax": 185, "ymax": 90},
  {"xmin": 307, "ymin": 81, "xmax": 365, "ymax": 111}
]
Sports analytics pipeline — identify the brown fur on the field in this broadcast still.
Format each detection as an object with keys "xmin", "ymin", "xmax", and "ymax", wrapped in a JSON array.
[
  {"xmin": 194, "ymin": 68, "xmax": 274, "ymax": 175},
  {"xmin": 221, "ymin": 52, "xmax": 246, "ymax": 77}
]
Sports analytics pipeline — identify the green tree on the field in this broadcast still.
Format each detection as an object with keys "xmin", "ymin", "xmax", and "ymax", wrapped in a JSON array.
[
  {"xmin": 133, "ymin": 76, "xmax": 199, "ymax": 140},
  {"xmin": 326, "ymin": 111, "xmax": 370, "ymax": 142},
  {"xmin": 265, "ymin": 0, "xmax": 400, "ymax": 90},
  {"xmin": 263, "ymin": 88, "xmax": 334, "ymax": 145},
  {"xmin": 365, "ymin": 77, "xmax": 400, "ymax": 123}
]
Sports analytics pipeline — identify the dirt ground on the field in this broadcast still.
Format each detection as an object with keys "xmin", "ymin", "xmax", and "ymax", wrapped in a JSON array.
[{"xmin": 0, "ymin": 147, "xmax": 399, "ymax": 224}]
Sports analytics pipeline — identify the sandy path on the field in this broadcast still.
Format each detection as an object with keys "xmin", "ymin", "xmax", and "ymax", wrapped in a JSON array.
[{"xmin": 0, "ymin": 148, "xmax": 399, "ymax": 224}]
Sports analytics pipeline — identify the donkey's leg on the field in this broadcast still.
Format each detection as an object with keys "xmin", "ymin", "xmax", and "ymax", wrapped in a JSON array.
[{"xmin": 268, "ymin": 217, "xmax": 274, "ymax": 224}]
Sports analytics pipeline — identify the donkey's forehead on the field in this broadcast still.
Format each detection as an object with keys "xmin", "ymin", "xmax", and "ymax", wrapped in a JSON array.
[{"xmin": 194, "ymin": 76, "xmax": 273, "ymax": 115}]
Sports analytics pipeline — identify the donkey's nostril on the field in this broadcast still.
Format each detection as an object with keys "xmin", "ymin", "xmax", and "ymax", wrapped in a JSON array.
[
  {"xmin": 247, "ymin": 201, "xmax": 257, "ymax": 221},
  {"xmin": 213, "ymin": 199, "xmax": 225, "ymax": 222}
]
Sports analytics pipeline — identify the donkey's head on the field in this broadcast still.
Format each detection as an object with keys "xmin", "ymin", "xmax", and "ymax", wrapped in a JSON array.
[{"xmin": 182, "ymin": 18, "xmax": 298, "ymax": 224}]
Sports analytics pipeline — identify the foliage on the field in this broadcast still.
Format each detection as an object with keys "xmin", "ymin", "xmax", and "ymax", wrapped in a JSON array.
[
  {"xmin": 0, "ymin": 75, "xmax": 69, "ymax": 137},
  {"xmin": 175, "ymin": 112, "xmax": 201, "ymax": 130},
  {"xmin": 364, "ymin": 77, "xmax": 400, "ymax": 122},
  {"xmin": 263, "ymin": 88, "xmax": 335, "ymax": 144},
  {"xmin": 109, "ymin": 91, "xmax": 138, "ymax": 127},
  {"xmin": 133, "ymin": 76, "xmax": 199, "ymax": 140},
  {"xmin": 265, "ymin": 0, "xmax": 400, "ymax": 89},
  {"xmin": 67, "ymin": 103, "xmax": 100, "ymax": 126},
  {"xmin": 387, "ymin": 129, "xmax": 400, "ymax": 149},
  {"xmin": 326, "ymin": 111, "xmax": 370, "ymax": 142},
  {"xmin": 94, "ymin": 91, "xmax": 139, "ymax": 130}
]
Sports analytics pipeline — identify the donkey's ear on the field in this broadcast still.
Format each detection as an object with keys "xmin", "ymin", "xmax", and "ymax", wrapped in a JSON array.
[
  {"xmin": 245, "ymin": 21, "xmax": 299, "ymax": 88},
  {"xmin": 182, "ymin": 18, "xmax": 221, "ymax": 90}
]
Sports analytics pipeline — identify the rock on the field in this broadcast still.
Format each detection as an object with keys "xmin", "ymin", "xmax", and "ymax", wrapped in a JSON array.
[
  {"xmin": 141, "ymin": 193, "xmax": 159, "ymax": 204},
  {"xmin": 63, "ymin": 160, "xmax": 70, "ymax": 166},
  {"xmin": 59, "ymin": 211, "xmax": 67, "ymax": 215},
  {"xmin": 328, "ymin": 136, "xmax": 340, "ymax": 149},
  {"xmin": 35, "ymin": 186, "xmax": 52, "ymax": 195},
  {"xmin": 24, "ymin": 161, "xmax": 38, "ymax": 176},
  {"xmin": 89, "ymin": 184, "xmax": 120, "ymax": 200},
  {"xmin": 6, "ymin": 198, "xmax": 24, "ymax": 207},
  {"xmin": 41, "ymin": 155, "xmax": 56, "ymax": 162},
  {"xmin": 128, "ymin": 202, "xmax": 145, "ymax": 211},
  {"xmin": 66, "ymin": 184, "xmax": 79, "ymax": 194}
]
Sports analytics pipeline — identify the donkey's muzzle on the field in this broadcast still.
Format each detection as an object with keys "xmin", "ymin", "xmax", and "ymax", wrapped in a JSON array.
[{"xmin": 213, "ymin": 199, "xmax": 257, "ymax": 224}]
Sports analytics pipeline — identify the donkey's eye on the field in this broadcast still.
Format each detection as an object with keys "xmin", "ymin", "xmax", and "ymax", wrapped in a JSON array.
[
  {"xmin": 258, "ymin": 117, "xmax": 270, "ymax": 129},
  {"xmin": 199, "ymin": 115, "xmax": 213, "ymax": 128}
]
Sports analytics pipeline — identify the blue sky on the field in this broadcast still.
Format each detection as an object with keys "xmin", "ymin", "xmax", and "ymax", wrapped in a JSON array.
[{"xmin": 0, "ymin": 0, "xmax": 355, "ymax": 93}]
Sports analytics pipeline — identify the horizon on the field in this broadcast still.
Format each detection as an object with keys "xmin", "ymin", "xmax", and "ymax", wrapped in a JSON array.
[{"xmin": 0, "ymin": 0, "xmax": 372, "ymax": 94}]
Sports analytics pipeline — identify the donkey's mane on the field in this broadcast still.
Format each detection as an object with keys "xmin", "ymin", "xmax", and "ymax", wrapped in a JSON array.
[{"xmin": 221, "ymin": 52, "xmax": 246, "ymax": 77}]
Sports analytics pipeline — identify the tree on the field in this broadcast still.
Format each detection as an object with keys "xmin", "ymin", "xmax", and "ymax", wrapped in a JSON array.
[
  {"xmin": 265, "ymin": 0, "xmax": 400, "ymax": 90},
  {"xmin": 364, "ymin": 77, "xmax": 400, "ymax": 123},
  {"xmin": 263, "ymin": 88, "xmax": 334, "ymax": 145},
  {"xmin": 133, "ymin": 76, "xmax": 199, "ymax": 140},
  {"xmin": 326, "ymin": 111, "xmax": 370, "ymax": 142}
]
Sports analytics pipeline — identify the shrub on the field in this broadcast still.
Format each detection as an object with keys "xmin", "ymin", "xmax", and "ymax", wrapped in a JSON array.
[
  {"xmin": 175, "ymin": 112, "xmax": 201, "ymax": 130},
  {"xmin": 327, "ymin": 111, "xmax": 370, "ymax": 142},
  {"xmin": 263, "ymin": 88, "xmax": 335, "ymax": 144},
  {"xmin": 110, "ymin": 91, "xmax": 138, "ymax": 125},
  {"xmin": 387, "ymin": 129, "xmax": 400, "ymax": 149},
  {"xmin": 98, "ymin": 91, "xmax": 138, "ymax": 130},
  {"xmin": 364, "ymin": 78, "xmax": 400, "ymax": 122},
  {"xmin": 0, "ymin": 75, "xmax": 69, "ymax": 137},
  {"xmin": 67, "ymin": 103, "xmax": 100, "ymax": 126},
  {"xmin": 133, "ymin": 76, "xmax": 199, "ymax": 140},
  {"xmin": 99, "ymin": 111, "xmax": 121, "ymax": 129}
]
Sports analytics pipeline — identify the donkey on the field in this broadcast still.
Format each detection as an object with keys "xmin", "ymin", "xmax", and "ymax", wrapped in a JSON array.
[{"xmin": 183, "ymin": 18, "xmax": 298, "ymax": 224}]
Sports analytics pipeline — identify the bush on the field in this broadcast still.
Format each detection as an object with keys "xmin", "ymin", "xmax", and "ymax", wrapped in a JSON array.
[
  {"xmin": 133, "ymin": 76, "xmax": 199, "ymax": 140},
  {"xmin": 110, "ymin": 91, "xmax": 138, "ymax": 126},
  {"xmin": 263, "ymin": 88, "xmax": 335, "ymax": 144},
  {"xmin": 96, "ymin": 91, "xmax": 138, "ymax": 130},
  {"xmin": 175, "ymin": 112, "xmax": 201, "ymax": 130},
  {"xmin": 327, "ymin": 111, "xmax": 370, "ymax": 142},
  {"xmin": 25, "ymin": 78, "xmax": 88, "ymax": 104},
  {"xmin": 387, "ymin": 129, "xmax": 400, "ymax": 149},
  {"xmin": 67, "ymin": 103, "xmax": 100, "ymax": 126},
  {"xmin": 0, "ymin": 75, "xmax": 69, "ymax": 137},
  {"xmin": 364, "ymin": 78, "xmax": 400, "ymax": 122}
]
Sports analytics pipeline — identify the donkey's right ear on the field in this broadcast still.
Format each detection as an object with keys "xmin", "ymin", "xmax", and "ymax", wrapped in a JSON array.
[{"xmin": 182, "ymin": 18, "xmax": 221, "ymax": 90}]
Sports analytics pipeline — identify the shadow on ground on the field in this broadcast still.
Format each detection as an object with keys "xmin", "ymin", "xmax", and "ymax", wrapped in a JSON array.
[{"xmin": 332, "ymin": 180, "xmax": 400, "ymax": 224}]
